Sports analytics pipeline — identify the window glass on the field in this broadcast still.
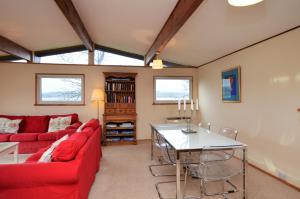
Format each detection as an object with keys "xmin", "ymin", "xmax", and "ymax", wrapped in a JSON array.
[
  {"xmin": 36, "ymin": 74, "xmax": 85, "ymax": 105},
  {"xmin": 40, "ymin": 51, "xmax": 88, "ymax": 64},
  {"xmin": 94, "ymin": 50, "xmax": 144, "ymax": 66},
  {"xmin": 154, "ymin": 77, "xmax": 192, "ymax": 103}
]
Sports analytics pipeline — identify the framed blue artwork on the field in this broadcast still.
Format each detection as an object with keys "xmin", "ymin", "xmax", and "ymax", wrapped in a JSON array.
[{"xmin": 222, "ymin": 66, "xmax": 241, "ymax": 102}]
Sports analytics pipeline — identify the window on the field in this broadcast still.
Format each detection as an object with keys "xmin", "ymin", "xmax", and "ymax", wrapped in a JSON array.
[
  {"xmin": 36, "ymin": 74, "xmax": 85, "ymax": 105},
  {"xmin": 40, "ymin": 50, "xmax": 88, "ymax": 64},
  {"xmin": 11, "ymin": 59, "xmax": 27, "ymax": 63},
  {"xmin": 154, "ymin": 76, "xmax": 192, "ymax": 104},
  {"xmin": 94, "ymin": 50, "xmax": 144, "ymax": 66}
]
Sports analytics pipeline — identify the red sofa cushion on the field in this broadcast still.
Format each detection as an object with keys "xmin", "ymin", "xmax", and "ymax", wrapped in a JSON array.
[
  {"xmin": 10, "ymin": 133, "xmax": 39, "ymax": 142},
  {"xmin": 66, "ymin": 122, "xmax": 82, "ymax": 130},
  {"xmin": 82, "ymin": 119, "xmax": 99, "ymax": 131},
  {"xmin": 0, "ymin": 133, "xmax": 12, "ymax": 142},
  {"xmin": 38, "ymin": 133, "xmax": 57, "ymax": 141},
  {"xmin": 0, "ymin": 115, "xmax": 26, "ymax": 133},
  {"xmin": 50, "ymin": 113, "xmax": 79, "ymax": 124},
  {"xmin": 81, "ymin": 127, "xmax": 94, "ymax": 137},
  {"xmin": 52, "ymin": 133, "xmax": 87, "ymax": 162},
  {"xmin": 23, "ymin": 116, "xmax": 50, "ymax": 133}
]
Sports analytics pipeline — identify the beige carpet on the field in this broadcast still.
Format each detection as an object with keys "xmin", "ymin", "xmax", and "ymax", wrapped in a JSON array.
[{"xmin": 89, "ymin": 141, "xmax": 300, "ymax": 199}]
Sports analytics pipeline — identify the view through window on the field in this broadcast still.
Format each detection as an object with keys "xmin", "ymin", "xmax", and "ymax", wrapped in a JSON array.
[
  {"xmin": 94, "ymin": 50, "xmax": 144, "ymax": 65},
  {"xmin": 40, "ymin": 51, "xmax": 88, "ymax": 64},
  {"xmin": 39, "ymin": 49, "xmax": 144, "ymax": 66},
  {"xmin": 36, "ymin": 74, "xmax": 85, "ymax": 105},
  {"xmin": 154, "ymin": 76, "xmax": 192, "ymax": 103}
]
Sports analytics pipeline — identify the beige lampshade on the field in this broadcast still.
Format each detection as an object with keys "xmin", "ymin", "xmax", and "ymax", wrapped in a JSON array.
[
  {"xmin": 228, "ymin": 0, "xmax": 264, "ymax": 7},
  {"xmin": 91, "ymin": 89, "xmax": 104, "ymax": 101},
  {"xmin": 151, "ymin": 59, "xmax": 164, "ymax": 69}
]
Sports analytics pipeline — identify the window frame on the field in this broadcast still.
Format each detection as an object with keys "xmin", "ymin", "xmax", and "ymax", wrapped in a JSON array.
[
  {"xmin": 153, "ymin": 76, "xmax": 193, "ymax": 105},
  {"xmin": 35, "ymin": 73, "xmax": 85, "ymax": 106}
]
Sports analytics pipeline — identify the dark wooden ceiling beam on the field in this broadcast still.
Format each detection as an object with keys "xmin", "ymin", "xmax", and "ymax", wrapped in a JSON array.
[
  {"xmin": 144, "ymin": 0, "xmax": 204, "ymax": 65},
  {"xmin": 0, "ymin": 35, "xmax": 32, "ymax": 61},
  {"xmin": 55, "ymin": 0, "xmax": 94, "ymax": 51}
]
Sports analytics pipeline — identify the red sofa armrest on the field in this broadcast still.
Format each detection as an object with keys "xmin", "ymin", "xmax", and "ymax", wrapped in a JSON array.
[
  {"xmin": 66, "ymin": 122, "xmax": 82, "ymax": 130},
  {"xmin": 0, "ymin": 161, "xmax": 80, "ymax": 188}
]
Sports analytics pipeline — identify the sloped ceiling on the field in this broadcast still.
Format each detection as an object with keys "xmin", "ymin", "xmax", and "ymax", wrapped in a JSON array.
[
  {"xmin": 0, "ymin": 0, "xmax": 80, "ymax": 51},
  {"xmin": 160, "ymin": 0, "xmax": 300, "ymax": 66},
  {"xmin": 73, "ymin": 0, "xmax": 178, "ymax": 56},
  {"xmin": 0, "ymin": 0, "xmax": 299, "ymax": 66}
]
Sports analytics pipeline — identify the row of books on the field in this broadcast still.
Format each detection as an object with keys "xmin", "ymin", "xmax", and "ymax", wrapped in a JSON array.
[
  {"xmin": 107, "ymin": 93, "xmax": 135, "ymax": 103},
  {"xmin": 106, "ymin": 137, "xmax": 135, "ymax": 142},
  {"xmin": 119, "ymin": 122, "xmax": 134, "ymax": 128},
  {"xmin": 107, "ymin": 78, "xmax": 132, "ymax": 81},
  {"xmin": 106, "ymin": 130, "xmax": 134, "ymax": 135},
  {"xmin": 106, "ymin": 122, "xmax": 134, "ymax": 128},
  {"xmin": 105, "ymin": 82, "xmax": 135, "ymax": 91}
]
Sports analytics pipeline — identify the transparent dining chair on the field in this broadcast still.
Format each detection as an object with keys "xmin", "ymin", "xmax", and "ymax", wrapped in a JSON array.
[
  {"xmin": 184, "ymin": 146, "xmax": 244, "ymax": 199},
  {"xmin": 189, "ymin": 127, "xmax": 238, "ymax": 179},
  {"xmin": 198, "ymin": 122, "xmax": 211, "ymax": 130},
  {"xmin": 149, "ymin": 131, "xmax": 189, "ymax": 199},
  {"xmin": 149, "ymin": 130, "xmax": 177, "ymax": 177},
  {"xmin": 201, "ymin": 127, "xmax": 238, "ymax": 162}
]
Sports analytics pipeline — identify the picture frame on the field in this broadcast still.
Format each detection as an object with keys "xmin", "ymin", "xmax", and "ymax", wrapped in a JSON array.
[{"xmin": 221, "ymin": 66, "xmax": 241, "ymax": 103}]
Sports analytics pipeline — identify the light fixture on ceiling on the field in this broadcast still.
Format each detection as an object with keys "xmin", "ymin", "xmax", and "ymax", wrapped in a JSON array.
[
  {"xmin": 150, "ymin": 52, "xmax": 165, "ymax": 69},
  {"xmin": 228, "ymin": 0, "xmax": 264, "ymax": 7}
]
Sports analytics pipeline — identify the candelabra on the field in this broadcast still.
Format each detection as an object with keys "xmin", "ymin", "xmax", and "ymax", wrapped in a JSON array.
[{"xmin": 178, "ymin": 99, "xmax": 199, "ymax": 133}]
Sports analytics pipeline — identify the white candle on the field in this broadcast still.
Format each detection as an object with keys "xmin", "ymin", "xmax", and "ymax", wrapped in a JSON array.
[
  {"xmin": 196, "ymin": 99, "xmax": 199, "ymax": 110},
  {"xmin": 191, "ymin": 99, "xmax": 194, "ymax": 110},
  {"xmin": 183, "ymin": 99, "xmax": 186, "ymax": 111},
  {"xmin": 178, "ymin": 99, "xmax": 181, "ymax": 111}
]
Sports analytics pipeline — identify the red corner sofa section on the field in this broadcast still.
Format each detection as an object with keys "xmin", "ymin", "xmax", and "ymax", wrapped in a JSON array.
[
  {"xmin": 0, "ymin": 119, "xmax": 102, "ymax": 199},
  {"xmin": 0, "ymin": 113, "xmax": 82, "ymax": 153}
]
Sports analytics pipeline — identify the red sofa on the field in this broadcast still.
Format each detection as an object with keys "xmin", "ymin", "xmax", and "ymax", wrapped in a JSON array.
[
  {"xmin": 0, "ymin": 119, "xmax": 102, "ymax": 199},
  {"xmin": 0, "ymin": 113, "xmax": 82, "ymax": 153}
]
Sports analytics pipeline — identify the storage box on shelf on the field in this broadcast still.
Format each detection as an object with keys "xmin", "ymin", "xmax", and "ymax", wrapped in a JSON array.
[{"xmin": 103, "ymin": 72, "xmax": 137, "ymax": 145}]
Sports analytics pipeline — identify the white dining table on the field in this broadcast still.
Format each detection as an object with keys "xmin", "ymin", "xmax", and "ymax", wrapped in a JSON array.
[{"xmin": 150, "ymin": 123, "xmax": 248, "ymax": 199}]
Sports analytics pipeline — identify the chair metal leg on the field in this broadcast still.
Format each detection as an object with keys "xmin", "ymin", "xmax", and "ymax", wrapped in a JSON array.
[
  {"xmin": 204, "ymin": 180, "xmax": 238, "ymax": 197},
  {"xmin": 155, "ymin": 179, "xmax": 186, "ymax": 199},
  {"xmin": 149, "ymin": 164, "xmax": 177, "ymax": 177},
  {"xmin": 156, "ymin": 180, "xmax": 177, "ymax": 199}
]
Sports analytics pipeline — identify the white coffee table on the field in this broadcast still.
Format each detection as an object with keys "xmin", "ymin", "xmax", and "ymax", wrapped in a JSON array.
[{"xmin": 0, "ymin": 142, "xmax": 19, "ymax": 163}]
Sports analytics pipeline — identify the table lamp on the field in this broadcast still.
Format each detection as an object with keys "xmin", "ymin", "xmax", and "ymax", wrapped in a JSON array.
[{"xmin": 91, "ymin": 88, "xmax": 104, "ymax": 119}]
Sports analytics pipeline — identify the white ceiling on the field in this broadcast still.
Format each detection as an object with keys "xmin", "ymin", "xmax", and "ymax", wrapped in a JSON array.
[
  {"xmin": 72, "ymin": 0, "xmax": 178, "ymax": 55},
  {"xmin": 0, "ymin": 0, "xmax": 299, "ymax": 66},
  {"xmin": 0, "ymin": 0, "xmax": 80, "ymax": 51},
  {"xmin": 161, "ymin": 0, "xmax": 300, "ymax": 66}
]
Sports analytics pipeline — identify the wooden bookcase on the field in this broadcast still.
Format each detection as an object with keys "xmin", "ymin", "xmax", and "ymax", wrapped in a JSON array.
[{"xmin": 103, "ymin": 72, "xmax": 137, "ymax": 145}]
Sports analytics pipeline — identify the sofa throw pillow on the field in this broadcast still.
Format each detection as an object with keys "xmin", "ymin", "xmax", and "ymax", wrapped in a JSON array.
[
  {"xmin": 0, "ymin": 118, "xmax": 22, "ymax": 133},
  {"xmin": 48, "ymin": 116, "xmax": 72, "ymax": 132},
  {"xmin": 38, "ymin": 134, "xmax": 69, "ymax": 163},
  {"xmin": 52, "ymin": 133, "xmax": 88, "ymax": 161},
  {"xmin": 76, "ymin": 122, "xmax": 87, "ymax": 133}
]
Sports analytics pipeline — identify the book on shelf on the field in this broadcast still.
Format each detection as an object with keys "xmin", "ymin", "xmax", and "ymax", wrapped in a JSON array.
[
  {"xmin": 123, "ymin": 137, "xmax": 135, "ymax": 141},
  {"xmin": 106, "ymin": 93, "xmax": 135, "ymax": 103},
  {"xmin": 119, "ymin": 122, "xmax": 134, "ymax": 128},
  {"xmin": 121, "ymin": 131, "xmax": 134, "ymax": 135},
  {"xmin": 105, "ymin": 82, "xmax": 135, "ymax": 91}
]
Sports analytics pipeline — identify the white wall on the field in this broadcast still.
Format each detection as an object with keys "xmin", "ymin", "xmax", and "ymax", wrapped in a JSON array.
[
  {"xmin": 0, "ymin": 63, "xmax": 198, "ymax": 140},
  {"xmin": 198, "ymin": 28, "xmax": 300, "ymax": 187}
]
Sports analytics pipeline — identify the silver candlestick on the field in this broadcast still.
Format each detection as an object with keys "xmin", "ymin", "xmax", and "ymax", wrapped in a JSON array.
[{"xmin": 181, "ymin": 108, "xmax": 197, "ymax": 133}]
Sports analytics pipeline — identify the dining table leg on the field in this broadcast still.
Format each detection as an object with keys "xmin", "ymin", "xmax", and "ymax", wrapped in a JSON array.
[
  {"xmin": 243, "ymin": 148, "xmax": 247, "ymax": 199},
  {"xmin": 151, "ymin": 127, "xmax": 154, "ymax": 160},
  {"xmin": 176, "ymin": 151, "xmax": 181, "ymax": 199}
]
